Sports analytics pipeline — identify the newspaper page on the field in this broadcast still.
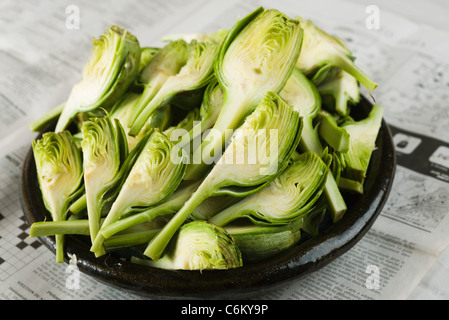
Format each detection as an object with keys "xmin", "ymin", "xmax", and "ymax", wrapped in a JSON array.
[{"xmin": 1, "ymin": 0, "xmax": 448, "ymax": 300}]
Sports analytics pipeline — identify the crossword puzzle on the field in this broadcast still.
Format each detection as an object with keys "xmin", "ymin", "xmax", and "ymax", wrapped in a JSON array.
[{"xmin": 0, "ymin": 147, "xmax": 46, "ymax": 281}]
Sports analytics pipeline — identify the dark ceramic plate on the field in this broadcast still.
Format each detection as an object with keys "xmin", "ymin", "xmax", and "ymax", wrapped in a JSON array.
[{"xmin": 20, "ymin": 96, "xmax": 396, "ymax": 299}]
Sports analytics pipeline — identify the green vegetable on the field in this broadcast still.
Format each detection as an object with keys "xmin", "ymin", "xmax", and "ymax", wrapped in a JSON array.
[
  {"xmin": 68, "ymin": 194, "xmax": 87, "ymax": 216},
  {"xmin": 280, "ymin": 67, "xmax": 322, "ymax": 154},
  {"xmin": 318, "ymin": 110, "xmax": 350, "ymax": 153},
  {"xmin": 225, "ymin": 218, "xmax": 303, "ymax": 263},
  {"xmin": 191, "ymin": 194, "xmax": 239, "ymax": 220},
  {"xmin": 337, "ymin": 104, "xmax": 384, "ymax": 187},
  {"xmin": 29, "ymin": 219, "xmax": 162, "ymax": 251},
  {"xmin": 127, "ymin": 40, "xmax": 189, "ymax": 127},
  {"xmin": 109, "ymin": 91, "xmax": 172, "ymax": 150},
  {"xmin": 132, "ymin": 220, "xmax": 242, "ymax": 270},
  {"xmin": 128, "ymin": 39, "xmax": 218, "ymax": 136},
  {"xmin": 104, "ymin": 225, "xmax": 161, "ymax": 251},
  {"xmin": 80, "ymin": 116, "xmax": 126, "ymax": 244},
  {"xmin": 144, "ymin": 91, "xmax": 302, "ymax": 260},
  {"xmin": 163, "ymin": 107, "xmax": 201, "ymax": 141},
  {"xmin": 67, "ymin": 109, "xmax": 168, "ymax": 219},
  {"xmin": 90, "ymin": 130, "xmax": 187, "ymax": 257},
  {"xmin": 291, "ymin": 150, "xmax": 339, "ymax": 236},
  {"xmin": 174, "ymin": 78, "xmax": 223, "ymax": 155},
  {"xmin": 280, "ymin": 68, "xmax": 347, "ymax": 222},
  {"xmin": 301, "ymin": 205, "xmax": 327, "ymax": 237},
  {"xmin": 30, "ymin": 219, "xmax": 92, "ymax": 237},
  {"xmin": 318, "ymin": 69, "xmax": 360, "ymax": 116},
  {"xmin": 338, "ymin": 176, "xmax": 364, "ymax": 194},
  {"xmin": 184, "ymin": 7, "xmax": 303, "ymax": 180},
  {"xmin": 138, "ymin": 47, "xmax": 160, "ymax": 73},
  {"xmin": 32, "ymin": 131, "xmax": 83, "ymax": 262},
  {"xmin": 296, "ymin": 19, "xmax": 377, "ymax": 91},
  {"xmin": 55, "ymin": 26, "xmax": 141, "ymax": 132},
  {"xmin": 99, "ymin": 180, "xmax": 201, "ymax": 240},
  {"xmin": 209, "ymin": 151, "xmax": 328, "ymax": 226}
]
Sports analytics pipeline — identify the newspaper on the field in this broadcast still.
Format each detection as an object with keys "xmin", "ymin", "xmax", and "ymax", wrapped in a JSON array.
[{"xmin": 1, "ymin": 0, "xmax": 448, "ymax": 300}]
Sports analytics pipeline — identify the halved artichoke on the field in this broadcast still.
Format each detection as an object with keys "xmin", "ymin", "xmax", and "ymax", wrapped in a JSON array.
[
  {"xmin": 133, "ymin": 220, "xmax": 242, "ymax": 270},
  {"xmin": 209, "ymin": 151, "xmax": 328, "ymax": 226},
  {"xmin": 80, "ymin": 116, "xmax": 126, "ymax": 243},
  {"xmin": 184, "ymin": 7, "xmax": 303, "ymax": 180},
  {"xmin": 32, "ymin": 131, "xmax": 83, "ymax": 262},
  {"xmin": 55, "ymin": 26, "xmax": 141, "ymax": 132},
  {"xmin": 296, "ymin": 19, "xmax": 377, "ymax": 91},
  {"xmin": 90, "ymin": 130, "xmax": 187, "ymax": 256}
]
